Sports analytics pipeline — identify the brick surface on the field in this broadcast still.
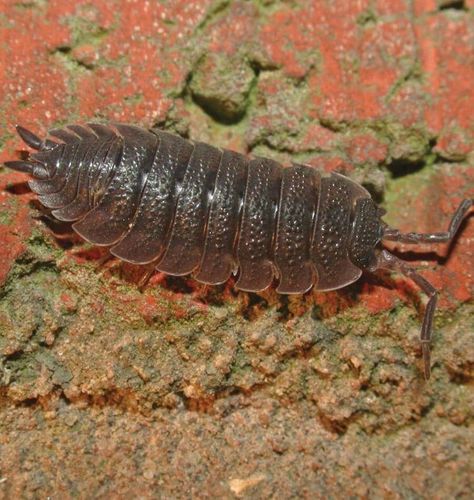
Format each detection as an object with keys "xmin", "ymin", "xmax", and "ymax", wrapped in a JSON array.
[{"xmin": 0, "ymin": 0, "xmax": 473, "ymax": 497}]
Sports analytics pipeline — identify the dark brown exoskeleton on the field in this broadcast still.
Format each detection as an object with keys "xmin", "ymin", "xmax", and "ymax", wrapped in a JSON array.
[{"xmin": 4, "ymin": 123, "xmax": 473, "ymax": 379}]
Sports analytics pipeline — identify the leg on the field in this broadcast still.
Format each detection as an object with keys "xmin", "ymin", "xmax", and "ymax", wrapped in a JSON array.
[
  {"xmin": 137, "ymin": 266, "xmax": 157, "ymax": 291},
  {"xmin": 376, "ymin": 249, "xmax": 437, "ymax": 380},
  {"xmin": 383, "ymin": 199, "xmax": 472, "ymax": 244}
]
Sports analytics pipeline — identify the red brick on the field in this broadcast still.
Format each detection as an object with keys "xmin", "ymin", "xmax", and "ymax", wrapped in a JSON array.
[{"xmin": 343, "ymin": 133, "xmax": 388, "ymax": 166}]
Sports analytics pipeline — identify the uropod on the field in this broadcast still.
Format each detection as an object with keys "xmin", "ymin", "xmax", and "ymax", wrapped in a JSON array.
[{"xmin": 4, "ymin": 123, "xmax": 473, "ymax": 379}]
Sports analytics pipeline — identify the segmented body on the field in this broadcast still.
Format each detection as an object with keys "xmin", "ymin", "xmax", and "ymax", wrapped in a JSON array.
[
  {"xmin": 20, "ymin": 123, "xmax": 382, "ymax": 293},
  {"xmin": 6, "ymin": 122, "xmax": 473, "ymax": 379}
]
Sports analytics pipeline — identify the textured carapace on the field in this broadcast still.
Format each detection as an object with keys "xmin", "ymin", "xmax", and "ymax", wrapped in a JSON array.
[{"xmin": 4, "ymin": 123, "xmax": 473, "ymax": 379}]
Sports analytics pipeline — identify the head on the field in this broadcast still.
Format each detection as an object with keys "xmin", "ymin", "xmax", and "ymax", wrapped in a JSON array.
[{"xmin": 348, "ymin": 197, "xmax": 386, "ymax": 273}]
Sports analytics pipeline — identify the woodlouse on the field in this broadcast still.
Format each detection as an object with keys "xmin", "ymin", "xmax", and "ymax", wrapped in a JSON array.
[{"xmin": 4, "ymin": 123, "xmax": 473, "ymax": 379}]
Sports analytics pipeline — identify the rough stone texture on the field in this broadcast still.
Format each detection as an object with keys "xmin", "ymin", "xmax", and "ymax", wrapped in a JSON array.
[{"xmin": 0, "ymin": 0, "xmax": 473, "ymax": 497}]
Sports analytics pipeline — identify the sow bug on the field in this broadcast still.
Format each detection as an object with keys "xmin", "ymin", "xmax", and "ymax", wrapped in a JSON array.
[{"xmin": 4, "ymin": 123, "xmax": 473, "ymax": 379}]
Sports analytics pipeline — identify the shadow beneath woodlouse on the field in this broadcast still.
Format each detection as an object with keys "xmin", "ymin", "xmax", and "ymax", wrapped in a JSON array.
[
  {"xmin": 364, "ymin": 268, "xmax": 424, "ymax": 313},
  {"xmin": 36, "ymin": 213, "xmax": 74, "ymax": 234},
  {"xmin": 111, "ymin": 265, "xmax": 362, "ymax": 326},
  {"xmin": 4, "ymin": 180, "xmax": 31, "ymax": 195}
]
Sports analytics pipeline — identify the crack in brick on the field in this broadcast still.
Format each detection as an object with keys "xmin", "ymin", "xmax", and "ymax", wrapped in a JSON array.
[{"xmin": 438, "ymin": 0, "xmax": 467, "ymax": 11}]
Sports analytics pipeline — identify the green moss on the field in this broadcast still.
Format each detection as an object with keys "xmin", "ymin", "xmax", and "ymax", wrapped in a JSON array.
[
  {"xmin": 62, "ymin": 4, "xmax": 112, "ymax": 49},
  {"xmin": 189, "ymin": 54, "xmax": 257, "ymax": 124},
  {"xmin": 0, "ymin": 198, "xmax": 18, "ymax": 225},
  {"xmin": 13, "ymin": 0, "xmax": 48, "ymax": 10},
  {"xmin": 385, "ymin": 61, "xmax": 424, "ymax": 103},
  {"xmin": 195, "ymin": 0, "xmax": 231, "ymax": 32},
  {"xmin": 368, "ymin": 121, "xmax": 432, "ymax": 164},
  {"xmin": 357, "ymin": 9, "xmax": 377, "ymax": 27},
  {"xmin": 383, "ymin": 162, "xmax": 435, "ymax": 226}
]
